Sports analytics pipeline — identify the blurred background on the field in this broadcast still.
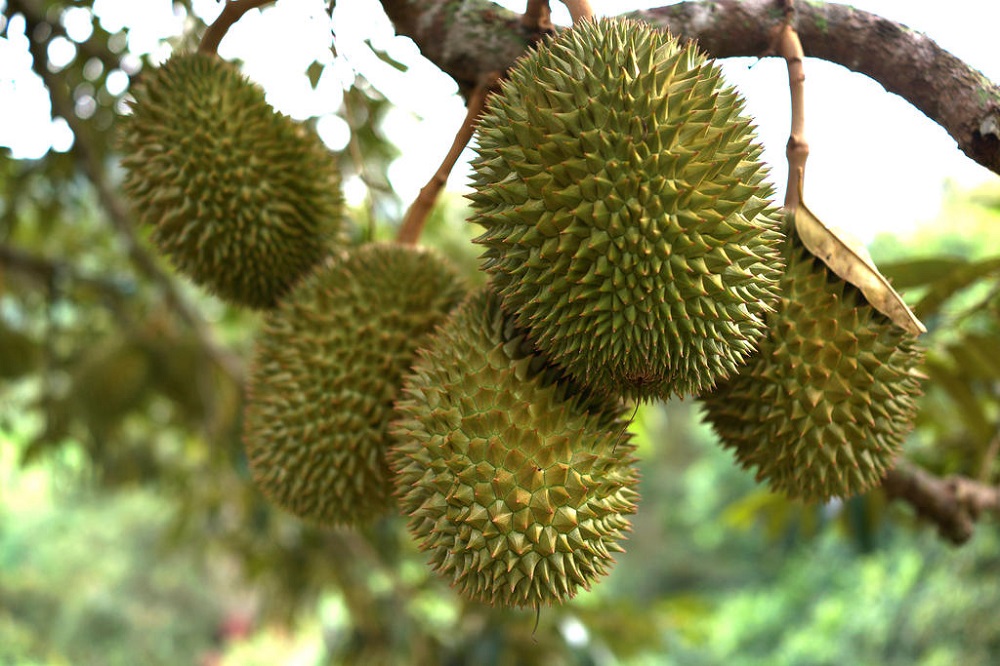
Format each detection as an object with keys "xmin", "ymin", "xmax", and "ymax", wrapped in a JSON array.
[{"xmin": 2, "ymin": 0, "xmax": 1000, "ymax": 664}]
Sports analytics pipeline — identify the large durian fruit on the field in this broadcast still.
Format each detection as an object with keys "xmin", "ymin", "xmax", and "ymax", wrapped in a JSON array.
[
  {"xmin": 119, "ymin": 52, "xmax": 343, "ymax": 309},
  {"xmin": 700, "ymin": 225, "xmax": 924, "ymax": 501},
  {"xmin": 390, "ymin": 288, "xmax": 640, "ymax": 609},
  {"xmin": 468, "ymin": 17, "xmax": 784, "ymax": 401},
  {"xmin": 243, "ymin": 243, "xmax": 466, "ymax": 526}
]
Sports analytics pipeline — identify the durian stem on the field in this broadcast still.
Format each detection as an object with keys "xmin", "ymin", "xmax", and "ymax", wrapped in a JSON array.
[
  {"xmin": 777, "ymin": 12, "xmax": 809, "ymax": 213},
  {"xmin": 522, "ymin": 0, "xmax": 553, "ymax": 32},
  {"xmin": 559, "ymin": 0, "xmax": 593, "ymax": 25},
  {"xmin": 199, "ymin": 0, "xmax": 275, "ymax": 56},
  {"xmin": 396, "ymin": 72, "xmax": 500, "ymax": 245}
]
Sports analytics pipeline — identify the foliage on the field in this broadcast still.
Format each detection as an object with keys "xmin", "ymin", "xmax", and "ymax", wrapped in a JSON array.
[{"xmin": 0, "ymin": 489, "xmax": 226, "ymax": 666}]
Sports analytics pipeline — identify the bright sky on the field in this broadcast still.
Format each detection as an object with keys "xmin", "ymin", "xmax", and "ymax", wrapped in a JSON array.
[{"xmin": 1, "ymin": 0, "xmax": 998, "ymax": 243}]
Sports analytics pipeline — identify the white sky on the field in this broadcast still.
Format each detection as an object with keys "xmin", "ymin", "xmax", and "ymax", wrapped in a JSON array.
[{"xmin": 1, "ymin": 0, "xmax": 998, "ymax": 243}]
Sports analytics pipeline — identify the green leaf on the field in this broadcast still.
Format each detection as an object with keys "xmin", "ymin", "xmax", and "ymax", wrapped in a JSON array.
[
  {"xmin": 945, "ymin": 334, "xmax": 1000, "ymax": 381},
  {"xmin": 878, "ymin": 257, "xmax": 967, "ymax": 290},
  {"xmin": 923, "ymin": 353, "xmax": 995, "ymax": 443},
  {"xmin": 914, "ymin": 256, "xmax": 1000, "ymax": 319},
  {"xmin": 306, "ymin": 61, "xmax": 324, "ymax": 89},
  {"xmin": 366, "ymin": 39, "xmax": 408, "ymax": 72}
]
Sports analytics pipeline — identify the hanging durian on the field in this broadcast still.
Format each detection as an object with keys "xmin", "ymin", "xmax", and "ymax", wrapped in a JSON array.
[
  {"xmin": 390, "ymin": 288, "xmax": 640, "ymax": 609},
  {"xmin": 118, "ymin": 52, "xmax": 343, "ymax": 309},
  {"xmin": 700, "ymin": 224, "xmax": 924, "ymax": 501},
  {"xmin": 243, "ymin": 243, "xmax": 466, "ymax": 526},
  {"xmin": 468, "ymin": 17, "xmax": 784, "ymax": 401}
]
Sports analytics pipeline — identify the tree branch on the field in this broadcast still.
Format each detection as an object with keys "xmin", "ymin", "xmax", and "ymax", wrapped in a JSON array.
[
  {"xmin": 882, "ymin": 459, "xmax": 1000, "ymax": 545},
  {"xmin": 522, "ymin": 0, "xmax": 552, "ymax": 32},
  {"xmin": 376, "ymin": 0, "xmax": 1000, "ymax": 176}
]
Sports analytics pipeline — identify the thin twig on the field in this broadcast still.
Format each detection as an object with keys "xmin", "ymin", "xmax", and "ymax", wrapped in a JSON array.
[
  {"xmin": 199, "ymin": 0, "xmax": 275, "ymax": 55},
  {"xmin": 559, "ymin": 0, "xmax": 593, "ymax": 25},
  {"xmin": 522, "ymin": 0, "xmax": 553, "ymax": 32},
  {"xmin": 882, "ymin": 459, "xmax": 1000, "ymax": 545},
  {"xmin": 777, "ymin": 3, "xmax": 808, "ymax": 212},
  {"xmin": 396, "ymin": 71, "xmax": 500, "ymax": 245}
]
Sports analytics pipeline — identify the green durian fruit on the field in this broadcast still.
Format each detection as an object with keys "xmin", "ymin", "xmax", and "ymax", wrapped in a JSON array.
[
  {"xmin": 700, "ymin": 226, "xmax": 924, "ymax": 501},
  {"xmin": 468, "ymin": 17, "xmax": 784, "ymax": 401},
  {"xmin": 243, "ymin": 243, "xmax": 466, "ymax": 526},
  {"xmin": 390, "ymin": 288, "xmax": 640, "ymax": 609},
  {"xmin": 119, "ymin": 52, "xmax": 343, "ymax": 309}
]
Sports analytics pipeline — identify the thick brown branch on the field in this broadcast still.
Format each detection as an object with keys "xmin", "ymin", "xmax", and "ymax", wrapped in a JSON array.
[
  {"xmin": 377, "ymin": 0, "xmax": 1000, "ymax": 175},
  {"xmin": 882, "ymin": 460, "xmax": 1000, "ymax": 545},
  {"xmin": 522, "ymin": 0, "xmax": 552, "ymax": 32}
]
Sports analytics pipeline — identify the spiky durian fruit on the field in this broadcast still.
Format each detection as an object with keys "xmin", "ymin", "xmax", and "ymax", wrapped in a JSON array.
[
  {"xmin": 390, "ymin": 288, "xmax": 640, "ymax": 609},
  {"xmin": 700, "ymin": 227, "xmax": 924, "ymax": 501},
  {"xmin": 468, "ymin": 17, "xmax": 784, "ymax": 401},
  {"xmin": 243, "ymin": 243, "xmax": 466, "ymax": 526},
  {"xmin": 119, "ymin": 52, "xmax": 343, "ymax": 309}
]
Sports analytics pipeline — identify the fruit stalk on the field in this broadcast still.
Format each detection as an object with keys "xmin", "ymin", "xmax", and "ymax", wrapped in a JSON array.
[
  {"xmin": 397, "ymin": 72, "xmax": 499, "ymax": 245},
  {"xmin": 200, "ymin": 0, "xmax": 275, "ymax": 56},
  {"xmin": 559, "ymin": 0, "xmax": 593, "ymax": 24},
  {"xmin": 777, "ymin": 13, "xmax": 809, "ymax": 212}
]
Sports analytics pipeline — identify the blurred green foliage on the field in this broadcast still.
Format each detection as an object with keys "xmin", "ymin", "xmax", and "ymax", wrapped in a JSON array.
[{"xmin": 2, "ymin": 0, "xmax": 1000, "ymax": 664}]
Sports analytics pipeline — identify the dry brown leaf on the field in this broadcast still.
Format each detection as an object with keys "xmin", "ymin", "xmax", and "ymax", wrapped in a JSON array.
[{"xmin": 793, "ymin": 200, "xmax": 927, "ymax": 335}]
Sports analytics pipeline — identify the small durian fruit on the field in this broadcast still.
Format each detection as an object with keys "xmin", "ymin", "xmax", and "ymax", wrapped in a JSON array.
[
  {"xmin": 700, "ymin": 228, "xmax": 924, "ymax": 501},
  {"xmin": 390, "ymin": 288, "xmax": 640, "ymax": 609},
  {"xmin": 119, "ymin": 52, "xmax": 343, "ymax": 309},
  {"xmin": 243, "ymin": 243, "xmax": 466, "ymax": 526},
  {"xmin": 469, "ymin": 17, "xmax": 783, "ymax": 401}
]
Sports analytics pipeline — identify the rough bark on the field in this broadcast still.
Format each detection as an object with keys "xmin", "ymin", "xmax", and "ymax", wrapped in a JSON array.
[
  {"xmin": 883, "ymin": 460, "xmax": 1000, "ymax": 545},
  {"xmin": 377, "ymin": 0, "xmax": 1000, "ymax": 176}
]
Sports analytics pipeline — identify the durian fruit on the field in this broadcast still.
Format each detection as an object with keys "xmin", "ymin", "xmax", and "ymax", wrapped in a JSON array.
[
  {"xmin": 119, "ymin": 52, "xmax": 343, "ymax": 309},
  {"xmin": 700, "ymin": 225, "xmax": 924, "ymax": 501},
  {"xmin": 468, "ymin": 17, "xmax": 784, "ymax": 401},
  {"xmin": 390, "ymin": 288, "xmax": 640, "ymax": 609},
  {"xmin": 243, "ymin": 243, "xmax": 466, "ymax": 526}
]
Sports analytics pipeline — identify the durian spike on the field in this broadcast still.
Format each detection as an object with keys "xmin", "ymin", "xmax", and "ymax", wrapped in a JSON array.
[
  {"xmin": 199, "ymin": 0, "xmax": 274, "ymax": 55},
  {"xmin": 397, "ymin": 72, "xmax": 500, "ymax": 245}
]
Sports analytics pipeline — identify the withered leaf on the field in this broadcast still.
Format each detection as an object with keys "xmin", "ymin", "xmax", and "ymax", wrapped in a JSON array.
[{"xmin": 793, "ymin": 199, "xmax": 926, "ymax": 335}]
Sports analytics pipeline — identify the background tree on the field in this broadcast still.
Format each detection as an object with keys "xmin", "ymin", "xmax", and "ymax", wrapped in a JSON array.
[{"xmin": 2, "ymin": 0, "xmax": 1000, "ymax": 664}]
